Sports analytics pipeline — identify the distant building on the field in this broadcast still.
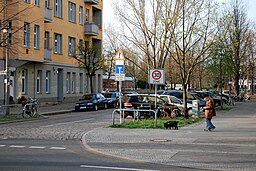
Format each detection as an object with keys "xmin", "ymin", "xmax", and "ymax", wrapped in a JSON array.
[
  {"xmin": 0, "ymin": 0, "xmax": 103, "ymax": 104},
  {"xmin": 102, "ymin": 74, "xmax": 135, "ymax": 92}
]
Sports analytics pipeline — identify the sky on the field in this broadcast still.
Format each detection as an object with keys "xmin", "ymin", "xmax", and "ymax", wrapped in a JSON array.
[{"xmin": 103, "ymin": 0, "xmax": 256, "ymax": 25}]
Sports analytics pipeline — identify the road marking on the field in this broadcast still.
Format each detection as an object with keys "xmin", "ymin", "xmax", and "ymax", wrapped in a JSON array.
[
  {"xmin": 50, "ymin": 147, "xmax": 66, "ymax": 150},
  {"xmin": 9, "ymin": 145, "xmax": 25, "ymax": 148},
  {"xmin": 80, "ymin": 165, "xmax": 160, "ymax": 171},
  {"xmin": 2, "ymin": 137, "xmax": 8, "ymax": 140},
  {"xmin": 29, "ymin": 146, "xmax": 46, "ymax": 149},
  {"xmin": 0, "ymin": 145, "xmax": 6, "ymax": 147},
  {"xmin": 41, "ymin": 118, "xmax": 93, "ymax": 128}
]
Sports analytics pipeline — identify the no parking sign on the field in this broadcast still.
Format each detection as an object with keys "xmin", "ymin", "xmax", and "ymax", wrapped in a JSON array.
[{"xmin": 149, "ymin": 69, "xmax": 165, "ymax": 85}]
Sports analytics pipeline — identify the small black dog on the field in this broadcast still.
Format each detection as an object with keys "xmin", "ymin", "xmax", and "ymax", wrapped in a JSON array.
[{"xmin": 164, "ymin": 121, "xmax": 179, "ymax": 130}]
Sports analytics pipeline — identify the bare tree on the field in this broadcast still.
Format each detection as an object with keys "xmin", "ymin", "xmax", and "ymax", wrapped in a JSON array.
[
  {"xmin": 72, "ymin": 43, "xmax": 104, "ymax": 93},
  {"xmin": 168, "ymin": 0, "xmax": 218, "ymax": 118},
  {"xmin": 225, "ymin": 0, "xmax": 250, "ymax": 96},
  {"xmin": 113, "ymin": 0, "xmax": 180, "ymax": 71}
]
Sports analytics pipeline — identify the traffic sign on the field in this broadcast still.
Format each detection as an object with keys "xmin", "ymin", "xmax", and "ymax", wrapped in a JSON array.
[
  {"xmin": 116, "ymin": 65, "xmax": 124, "ymax": 74},
  {"xmin": 149, "ymin": 69, "xmax": 165, "ymax": 85},
  {"xmin": 114, "ymin": 50, "xmax": 125, "ymax": 60},
  {"xmin": 116, "ymin": 74, "xmax": 125, "ymax": 81}
]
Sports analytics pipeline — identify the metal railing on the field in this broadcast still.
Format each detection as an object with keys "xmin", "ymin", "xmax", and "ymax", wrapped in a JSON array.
[
  {"xmin": 0, "ymin": 104, "xmax": 20, "ymax": 115},
  {"xmin": 112, "ymin": 108, "xmax": 158, "ymax": 127}
]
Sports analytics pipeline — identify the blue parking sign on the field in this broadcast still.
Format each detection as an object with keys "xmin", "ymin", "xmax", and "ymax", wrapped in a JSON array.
[{"xmin": 116, "ymin": 65, "xmax": 124, "ymax": 74}]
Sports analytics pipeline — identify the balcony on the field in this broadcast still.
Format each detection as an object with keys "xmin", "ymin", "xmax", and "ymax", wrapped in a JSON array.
[
  {"xmin": 84, "ymin": 23, "xmax": 99, "ymax": 36},
  {"xmin": 84, "ymin": 0, "xmax": 99, "ymax": 4},
  {"xmin": 44, "ymin": 8, "xmax": 52, "ymax": 22},
  {"xmin": 44, "ymin": 49, "xmax": 52, "ymax": 61}
]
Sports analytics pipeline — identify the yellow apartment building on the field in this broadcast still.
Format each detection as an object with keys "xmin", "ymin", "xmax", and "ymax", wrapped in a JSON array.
[{"xmin": 0, "ymin": 0, "xmax": 103, "ymax": 104}]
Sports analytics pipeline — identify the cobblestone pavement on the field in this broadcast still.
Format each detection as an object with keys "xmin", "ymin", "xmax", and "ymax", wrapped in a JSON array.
[{"xmin": 0, "ymin": 102, "xmax": 110, "ymax": 141}]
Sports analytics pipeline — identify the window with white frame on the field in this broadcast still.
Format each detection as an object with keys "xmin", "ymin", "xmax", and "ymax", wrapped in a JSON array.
[
  {"xmin": 44, "ymin": 31, "xmax": 50, "ymax": 50},
  {"xmin": 34, "ymin": 0, "xmax": 40, "ymax": 6},
  {"xmin": 66, "ymin": 72, "xmax": 71, "ymax": 93},
  {"xmin": 68, "ymin": 37, "xmax": 76, "ymax": 56},
  {"xmin": 54, "ymin": 33, "xmax": 62, "ymax": 54},
  {"xmin": 54, "ymin": 0, "xmax": 62, "ymax": 18},
  {"xmin": 36, "ymin": 70, "xmax": 42, "ymax": 94},
  {"xmin": 21, "ymin": 69, "xmax": 27, "ymax": 94},
  {"xmin": 85, "ymin": 9, "xmax": 89, "ymax": 22},
  {"xmin": 46, "ymin": 71, "xmax": 50, "ymax": 93},
  {"xmin": 68, "ymin": 2, "xmax": 76, "ymax": 22},
  {"xmin": 72, "ymin": 72, "xmax": 76, "ymax": 93},
  {"xmin": 45, "ymin": 0, "xmax": 50, "ymax": 8},
  {"xmin": 24, "ymin": 22, "xmax": 30, "ymax": 47},
  {"xmin": 34, "ymin": 25, "xmax": 40, "ymax": 48},
  {"xmin": 79, "ymin": 6, "xmax": 83, "ymax": 25},
  {"xmin": 79, "ymin": 73, "xmax": 83, "ymax": 93}
]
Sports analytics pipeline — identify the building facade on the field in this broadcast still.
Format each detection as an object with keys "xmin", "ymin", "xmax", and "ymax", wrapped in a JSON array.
[{"xmin": 0, "ymin": 0, "xmax": 103, "ymax": 104}]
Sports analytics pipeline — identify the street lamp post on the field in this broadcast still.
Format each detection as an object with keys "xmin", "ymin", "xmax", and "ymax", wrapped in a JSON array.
[
  {"xmin": 3, "ymin": 27, "xmax": 10, "ymax": 115},
  {"xmin": 2, "ymin": 0, "xmax": 10, "ymax": 114}
]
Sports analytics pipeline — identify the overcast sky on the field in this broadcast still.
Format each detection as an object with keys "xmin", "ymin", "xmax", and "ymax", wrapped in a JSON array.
[{"xmin": 103, "ymin": 0, "xmax": 256, "ymax": 25}]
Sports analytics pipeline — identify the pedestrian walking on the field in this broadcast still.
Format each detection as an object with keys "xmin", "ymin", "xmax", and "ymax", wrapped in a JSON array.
[{"xmin": 203, "ymin": 96, "xmax": 216, "ymax": 131}]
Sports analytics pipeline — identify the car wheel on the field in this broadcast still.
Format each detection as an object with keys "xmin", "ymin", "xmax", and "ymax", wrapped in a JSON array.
[
  {"xmin": 215, "ymin": 102, "xmax": 219, "ymax": 107},
  {"xmin": 171, "ymin": 109, "xmax": 181, "ymax": 117},
  {"xmin": 94, "ymin": 104, "xmax": 98, "ymax": 111},
  {"xmin": 187, "ymin": 108, "xmax": 193, "ymax": 116},
  {"xmin": 104, "ymin": 103, "xmax": 108, "ymax": 109}
]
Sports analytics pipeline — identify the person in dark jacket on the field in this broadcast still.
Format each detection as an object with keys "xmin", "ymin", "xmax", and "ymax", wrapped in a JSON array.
[{"xmin": 204, "ymin": 96, "xmax": 216, "ymax": 131}]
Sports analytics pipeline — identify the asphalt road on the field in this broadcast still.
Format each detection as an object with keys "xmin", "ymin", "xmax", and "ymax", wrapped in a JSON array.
[{"xmin": 0, "ymin": 108, "xmax": 201, "ymax": 171}]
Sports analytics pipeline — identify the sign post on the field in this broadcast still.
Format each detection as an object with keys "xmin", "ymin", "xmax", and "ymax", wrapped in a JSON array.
[
  {"xmin": 114, "ymin": 50, "xmax": 125, "ymax": 123},
  {"xmin": 148, "ymin": 69, "xmax": 165, "ymax": 127}
]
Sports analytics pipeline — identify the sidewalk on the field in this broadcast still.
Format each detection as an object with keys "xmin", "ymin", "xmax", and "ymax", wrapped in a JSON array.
[
  {"xmin": 1, "ymin": 102, "xmax": 75, "ymax": 115},
  {"xmin": 83, "ymin": 101, "xmax": 256, "ymax": 171}
]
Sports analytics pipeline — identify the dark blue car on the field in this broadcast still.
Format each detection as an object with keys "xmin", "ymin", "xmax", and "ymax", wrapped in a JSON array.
[{"xmin": 75, "ymin": 93, "xmax": 108, "ymax": 111}]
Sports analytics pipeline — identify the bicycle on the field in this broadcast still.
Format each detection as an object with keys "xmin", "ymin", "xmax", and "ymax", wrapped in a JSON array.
[
  {"xmin": 22, "ymin": 97, "xmax": 38, "ymax": 118},
  {"xmin": 227, "ymin": 96, "xmax": 235, "ymax": 106}
]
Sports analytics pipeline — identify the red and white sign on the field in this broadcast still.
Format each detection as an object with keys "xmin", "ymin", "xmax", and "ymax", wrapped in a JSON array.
[{"xmin": 149, "ymin": 69, "xmax": 165, "ymax": 85}]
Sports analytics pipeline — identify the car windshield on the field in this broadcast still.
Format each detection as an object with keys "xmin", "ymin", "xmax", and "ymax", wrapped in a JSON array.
[
  {"xmin": 81, "ymin": 94, "xmax": 94, "ymax": 100},
  {"xmin": 105, "ymin": 93, "xmax": 115, "ymax": 98}
]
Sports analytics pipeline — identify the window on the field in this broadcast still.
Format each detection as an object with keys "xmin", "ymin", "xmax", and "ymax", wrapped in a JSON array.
[
  {"xmin": 36, "ymin": 70, "xmax": 42, "ymax": 94},
  {"xmin": 79, "ymin": 6, "xmax": 83, "ymax": 24},
  {"xmin": 45, "ymin": 0, "xmax": 50, "ymax": 8},
  {"xmin": 79, "ymin": 39, "xmax": 83, "ymax": 56},
  {"xmin": 66, "ymin": 72, "xmax": 71, "ymax": 93},
  {"xmin": 34, "ymin": 25, "xmax": 40, "ymax": 48},
  {"xmin": 34, "ymin": 0, "xmax": 40, "ymax": 6},
  {"xmin": 46, "ymin": 71, "xmax": 50, "ymax": 93},
  {"xmin": 24, "ymin": 22, "xmax": 30, "ymax": 47},
  {"xmin": 24, "ymin": 0, "xmax": 31, "ymax": 3},
  {"xmin": 21, "ymin": 69, "xmax": 27, "ymax": 94},
  {"xmin": 54, "ymin": 0, "xmax": 62, "ymax": 18},
  {"xmin": 85, "ymin": 9, "xmax": 89, "ymax": 22},
  {"xmin": 44, "ymin": 31, "xmax": 50, "ymax": 50},
  {"xmin": 68, "ymin": 37, "xmax": 76, "ymax": 56},
  {"xmin": 79, "ymin": 73, "xmax": 83, "ymax": 93},
  {"xmin": 54, "ymin": 33, "xmax": 62, "ymax": 54},
  {"xmin": 72, "ymin": 72, "xmax": 76, "ymax": 93},
  {"xmin": 68, "ymin": 2, "xmax": 76, "ymax": 22}
]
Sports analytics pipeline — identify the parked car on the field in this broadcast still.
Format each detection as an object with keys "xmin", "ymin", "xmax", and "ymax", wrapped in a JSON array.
[
  {"xmin": 163, "ymin": 90, "xmax": 206, "ymax": 107},
  {"xmin": 195, "ymin": 91, "xmax": 224, "ymax": 107},
  {"xmin": 104, "ymin": 92, "xmax": 120, "ymax": 108},
  {"xmin": 122, "ymin": 94, "xmax": 181, "ymax": 118},
  {"xmin": 158, "ymin": 94, "xmax": 194, "ymax": 115},
  {"xmin": 75, "ymin": 93, "xmax": 108, "ymax": 111}
]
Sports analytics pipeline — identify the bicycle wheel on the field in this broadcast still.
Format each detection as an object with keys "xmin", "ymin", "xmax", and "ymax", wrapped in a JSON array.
[{"xmin": 30, "ymin": 107, "xmax": 37, "ymax": 117}]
